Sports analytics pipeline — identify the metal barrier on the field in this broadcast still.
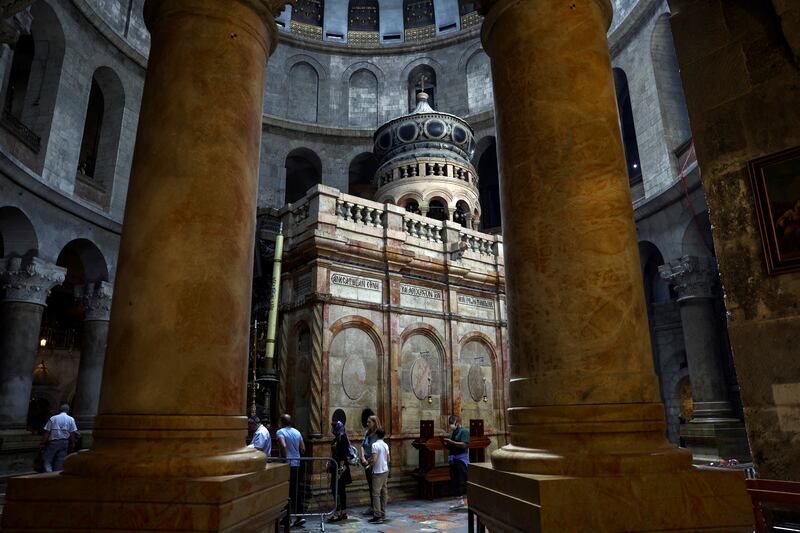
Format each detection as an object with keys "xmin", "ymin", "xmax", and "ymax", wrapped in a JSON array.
[{"xmin": 274, "ymin": 456, "xmax": 340, "ymax": 532}]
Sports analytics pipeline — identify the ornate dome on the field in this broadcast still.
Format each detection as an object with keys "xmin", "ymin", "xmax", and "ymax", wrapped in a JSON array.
[{"xmin": 372, "ymin": 89, "xmax": 481, "ymax": 227}]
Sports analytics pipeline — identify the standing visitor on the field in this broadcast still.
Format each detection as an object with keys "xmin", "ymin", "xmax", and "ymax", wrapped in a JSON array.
[
  {"xmin": 442, "ymin": 414, "xmax": 469, "ymax": 509},
  {"xmin": 277, "ymin": 414, "xmax": 306, "ymax": 528},
  {"xmin": 367, "ymin": 428, "xmax": 389, "ymax": 524},
  {"xmin": 329, "ymin": 419, "xmax": 352, "ymax": 522},
  {"xmin": 360, "ymin": 414, "xmax": 380, "ymax": 516},
  {"xmin": 40, "ymin": 404, "xmax": 78, "ymax": 472},
  {"xmin": 248, "ymin": 416, "xmax": 271, "ymax": 458}
]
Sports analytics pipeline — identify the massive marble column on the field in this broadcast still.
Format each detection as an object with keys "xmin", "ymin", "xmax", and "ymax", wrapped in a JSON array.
[
  {"xmin": 2, "ymin": 1, "xmax": 289, "ymax": 531},
  {"xmin": 72, "ymin": 282, "xmax": 113, "ymax": 431},
  {"xmin": 467, "ymin": 0, "xmax": 752, "ymax": 530},
  {"xmin": 660, "ymin": 255, "xmax": 750, "ymax": 461},
  {"xmin": 0, "ymin": 256, "xmax": 65, "ymax": 429}
]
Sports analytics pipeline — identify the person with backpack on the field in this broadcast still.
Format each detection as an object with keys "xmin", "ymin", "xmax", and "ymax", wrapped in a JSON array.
[{"xmin": 329, "ymin": 419, "xmax": 353, "ymax": 522}]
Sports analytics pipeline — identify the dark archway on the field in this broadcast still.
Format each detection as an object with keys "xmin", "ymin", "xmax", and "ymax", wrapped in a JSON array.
[
  {"xmin": 476, "ymin": 137, "xmax": 501, "ymax": 231},
  {"xmin": 612, "ymin": 68, "xmax": 643, "ymax": 191},
  {"xmin": 348, "ymin": 152, "xmax": 378, "ymax": 199},
  {"xmin": 285, "ymin": 148, "xmax": 322, "ymax": 204}
]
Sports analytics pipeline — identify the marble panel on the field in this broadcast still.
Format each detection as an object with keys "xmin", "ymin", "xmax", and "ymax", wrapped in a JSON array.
[
  {"xmin": 329, "ymin": 271, "xmax": 384, "ymax": 304},
  {"xmin": 328, "ymin": 327, "xmax": 380, "ymax": 431},
  {"xmin": 399, "ymin": 282, "xmax": 444, "ymax": 312},
  {"xmin": 456, "ymin": 292, "xmax": 496, "ymax": 320}
]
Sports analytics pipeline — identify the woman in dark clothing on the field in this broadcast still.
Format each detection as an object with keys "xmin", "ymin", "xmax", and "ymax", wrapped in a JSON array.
[{"xmin": 329, "ymin": 420, "xmax": 352, "ymax": 522}]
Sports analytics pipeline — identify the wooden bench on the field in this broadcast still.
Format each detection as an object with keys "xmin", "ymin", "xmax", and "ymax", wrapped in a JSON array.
[{"xmin": 747, "ymin": 478, "xmax": 800, "ymax": 533}]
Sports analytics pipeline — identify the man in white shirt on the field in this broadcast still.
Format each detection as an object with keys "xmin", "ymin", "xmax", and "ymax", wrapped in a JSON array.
[
  {"xmin": 40, "ymin": 404, "xmax": 78, "ymax": 472},
  {"xmin": 248, "ymin": 416, "xmax": 271, "ymax": 458},
  {"xmin": 367, "ymin": 428, "xmax": 390, "ymax": 524}
]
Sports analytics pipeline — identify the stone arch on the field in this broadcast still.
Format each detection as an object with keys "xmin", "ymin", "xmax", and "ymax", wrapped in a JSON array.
[
  {"xmin": 681, "ymin": 211, "xmax": 714, "ymax": 258},
  {"xmin": 402, "ymin": 59, "xmax": 442, "ymax": 111},
  {"xmin": 348, "ymin": 69, "xmax": 379, "ymax": 127},
  {"xmin": 0, "ymin": 206, "xmax": 38, "ymax": 258},
  {"xmin": 284, "ymin": 54, "xmax": 329, "ymax": 81},
  {"xmin": 399, "ymin": 323, "xmax": 448, "ymax": 433},
  {"xmin": 639, "ymin": 241, "xmax": 672, "ymax": 305},
  {"xmin": 327, "ymin": 316, "xmax": 385, "ymax": 434},
  {"xmin": 612, "ymin": 67, "xmax": 643, "ymax": 186},
  {"xmin": 465, "ymin": 49, "xmax": 494, "ymax": 114},
  {"xmin": 20, "ymin": 0, "xmax": 66, "ymax": 156},
  {"xmin": 75, "ymin": 66, "xmax": 126, "ymax": 207},
  {"xmin": 287, "ymin": 61, "xmax": 320, "ymax": 123},
  {"xmin": 285, "ymin": 147, "xmax": 322, "ymax": 204},
  {"xmin": 650, "ymin": 13, "xmax": 692, "ymax": 155},
  {"xmin": 348, "ymin": 152, "xmax": 378, "ymax": 199},
  {"xmin": 396, "ymin": 191, "xmax": 423, "ymax": 210},
  {"xmin": 55, "ymin": 238, "xmax": 109, "ymax": 284},
  {"xmin": 426, "ymin": 194, "xmax": 449, "ymax": 221}
]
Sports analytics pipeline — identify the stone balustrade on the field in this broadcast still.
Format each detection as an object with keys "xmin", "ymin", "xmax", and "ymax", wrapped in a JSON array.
[
  {"xmin": 336, "ymin": 198, "xmax": 386, "ymax": 228},
  {"xmin": 375, "ymin": 157, "xmax": 477, "ymax": 189},
  {"xmin": 402, "ymin": 211, "xmax": 444, "ymax": 243}
]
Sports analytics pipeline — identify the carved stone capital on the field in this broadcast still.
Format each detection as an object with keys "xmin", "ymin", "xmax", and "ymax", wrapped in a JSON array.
[
  {"xmin": 659, "ymin": 255, "xmax": 716, "ymax": 301},
  {"xmin": 75, "ymin": 281, "xmax": 114, "ymax": 321},
  {"xmin": 0, "ymin": 256, "xmax": 66, "ymax": 305}
]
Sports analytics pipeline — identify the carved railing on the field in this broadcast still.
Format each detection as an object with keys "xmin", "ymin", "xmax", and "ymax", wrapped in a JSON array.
[
  {"xmin": 460, "ymin": 231, "xmax": 495, "ymax": 256},
  {"xmin": 376, "ymin": 158, "xmax": 477, "ymax": 189},
  {"xmin": 403, "ymin": 212, "xmax": 443, "ymax": 243},
  {"xmin": 336, "ymin": 198, "xmax": 385, "ymax": 228}
]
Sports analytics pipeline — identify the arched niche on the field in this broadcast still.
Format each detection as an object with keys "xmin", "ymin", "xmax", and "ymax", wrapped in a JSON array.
[
  {"xmin": 287, "ymin": 62, "xmax": 319, "ymax": 123},
  {"xmin": 285, "ymin": 147, "xmax": 322, "ymax": 204},
  {"xmin": 638, "ymin": 241, "xmax": 673, "ymax": 306},
  {"xmin": 328, "ymin": 322, "xmax": 382, "ymax": 436},
  {"xmin": 458, "ymin": 337, "xmax": 497, "ymax": 429},
  {"xmin": 465, "ymin": 50, "xmax": 493, "ymax": 115},
  {"xmin": 0, "ymin": 206, "xmax": 38, "ymax": 258},
  {"xmin": 348, "ymin": 152, "xmax": 378, "ymax": 199},
  {"xmin": 348, "ymin": 69, "xmax": 378, "ymax": 127},
  {"xmin": 407, "ymin": 64, "xmax": 436, "ymax": 111},
  {"xmin": 399, "ymin": 328, "xmax": 446, "ymax": 434}
]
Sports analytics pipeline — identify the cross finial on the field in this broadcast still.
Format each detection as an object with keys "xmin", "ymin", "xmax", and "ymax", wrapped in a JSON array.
[{"xmin": 418, "ymin": 75, "xmax": 428, "ymax": 92}]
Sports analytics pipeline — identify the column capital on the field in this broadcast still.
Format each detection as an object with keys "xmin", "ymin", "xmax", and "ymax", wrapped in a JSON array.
[
  {"xmin": 659, "ymin": 255, "xmax": 717, "ymax": 301},
  {"xmin": 0, "ymin": 256, "xmax": 65, "ymax": 305},
  {"xmin": 76, "ymin": 281, "xmax": 114, "ymax": 321}
]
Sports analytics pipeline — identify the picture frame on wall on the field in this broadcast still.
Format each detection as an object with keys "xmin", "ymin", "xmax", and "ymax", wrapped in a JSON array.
[{"xmin": 748, "ymin": 145, "xmax": 800, "ymax": 275}]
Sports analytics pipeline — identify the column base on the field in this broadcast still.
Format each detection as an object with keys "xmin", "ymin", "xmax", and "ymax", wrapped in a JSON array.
[
  {"xmin": 468, "ymin": 462, "xmax": 753, "ymax": 532},
  {"xmin": 0, "ymin": 430, "xmax": 40, "ymax": 480},
  {"xmin": 1, "ymin": 463, "xmax": 289, "ymax": 532},
  {"xmin": 682, "ymin": 418, "xmax": 752, "ymax": 463}
]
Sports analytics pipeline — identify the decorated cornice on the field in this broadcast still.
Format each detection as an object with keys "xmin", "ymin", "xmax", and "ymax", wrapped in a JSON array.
[
  {"xmin": 658, "ymin": 255, "xmax": 717, "ymax": 301},
  {"xmin": 144, "ymin": 0, "xmax": 294, "ymax": 27},
  {"xmin": 0, "ymin": 256, "xmax": 66, "ymax": 305},
  {"xmin": 75, "ymin": 281, "xmax": 114, "ymax": 321}
]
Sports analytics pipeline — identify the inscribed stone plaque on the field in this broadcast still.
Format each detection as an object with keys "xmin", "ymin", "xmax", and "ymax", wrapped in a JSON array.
[
  {"xmin": 400, "ymin": 283, "xmax": 444, "ymax": 311},
  {"xmin": 456, "ymin": 293, "xmax": 496, "ymax": 319},
  {"xmin": 330, "ymin": 271, "xmax": 383, "ymax": 303}
]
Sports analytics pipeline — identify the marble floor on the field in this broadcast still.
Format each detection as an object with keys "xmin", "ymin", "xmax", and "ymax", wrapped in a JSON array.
[{"xmin": 287, "ymin": 497, "xmax": 470, "ymax": 532}]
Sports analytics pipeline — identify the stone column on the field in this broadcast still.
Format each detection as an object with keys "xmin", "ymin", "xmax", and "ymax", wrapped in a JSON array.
[
  {"xmin": 467, "ymin": 0, "xmax": 751, "ymax": 530},
  {"xmin": 660, "ymin": 255, "xmax": 750, "ymax": 461},
  {"xmin": 2, "ymin": 1, "xmax": 289, "ymax": 531},
  {"xmin": 0, "ymin": 256, "xmax": 65, "ymax": 429},
  {"xmin": 72, "ymin": 282, "xmax": 113, "ymax": 430}
]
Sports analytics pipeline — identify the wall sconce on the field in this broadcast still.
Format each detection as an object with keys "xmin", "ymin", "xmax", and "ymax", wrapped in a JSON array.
[
  {"xmin": 427, "ymin": 376, "xmax": 433, "ymax": 405},
  {"xmin": 39, "ymin": 338, "xmax": 47, "ymax": 347},
  {"xmin": 482, "ymin": 377, "xmax": 488, "ymax": 403}
]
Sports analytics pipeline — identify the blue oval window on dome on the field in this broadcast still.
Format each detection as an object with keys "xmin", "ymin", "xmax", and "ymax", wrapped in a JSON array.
[
  {"xmin": 425, "ymin": 120, "xmax": 445, "ymax": 138},
  {"xmin": 378, "ymin": 132, "xmax": 392, "ymax": 150},
  {"xmin": 452, "ymin": 126, "xmax": 467, "ymax": 144},
  {"xmin": 398, "ymin": 123, "xmax": 418, "ymax": 142}
]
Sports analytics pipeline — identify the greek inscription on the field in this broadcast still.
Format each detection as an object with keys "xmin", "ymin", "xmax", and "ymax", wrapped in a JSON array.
[
  {"xmin": 457, "ymin": 294, "xmax": 494, "ymax": 309},
  {"xmin": 330, "ymin": 272, "xmax": 382, "ymax": 291},
  {"xmin": 400, "ymin": 283, "xmax": 443, "ymax": 300}
]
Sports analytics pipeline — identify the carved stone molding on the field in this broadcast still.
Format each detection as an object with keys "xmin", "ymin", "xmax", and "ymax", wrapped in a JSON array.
[
  {"xmin": 0, "ymin": 256, "xmax": 66, "ymax": 305},
  {"xmin": 470, "ymin": 0, "xmax": 613, "ymax": 30},
  {"xmin": 659, "ymin": 255, "xmax": 716, "ymax": 301},
  {"xmin": 75, "ymin": 281, "xmax": 114, "ymax": 321}
]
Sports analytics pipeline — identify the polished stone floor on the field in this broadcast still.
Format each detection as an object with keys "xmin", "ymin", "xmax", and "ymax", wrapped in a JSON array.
[{"xmin": 288, "ymin": 497, "xmax": 470, "ymax": 532}]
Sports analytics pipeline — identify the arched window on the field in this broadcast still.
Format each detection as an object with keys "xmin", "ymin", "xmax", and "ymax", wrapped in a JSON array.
[
  {"xmin": 348, "ymin": 153, "xmax": 378, "ymax": 199},
  {"xmin": 78, "ymin": 79, "xmax": 104, "ymax": 179},
  {"xmin": 75, "ymin": 68, "xmax": 125, "ymax": 208},
  {"xmin": 404, "ymin": 199, "xmax": 420, "ymax": 214},
  {"xmin": 285, "ymin": 148, "xmax": 322, "ymax": 204},
  {"xmin": 4, "ymin": 34, "xmax": 35, "ymax": 120},
  {"xmin": 466, "ymin": 51, "xmax": 493, "ymax": 114},
  {"xmin": 612, "ymin": 68, "xmax": 643, "ymax": 189},
  {"xmin": 348, "ymin": 69, "xmax": 378, "ymax": 127},
  {"xmin": 454, "ymin": 200, "xmax": 470, "ymax": 227},
  {"xmin": 403, "ymin": 0, "xmax": 435, "ymax": 29},
  {"xmin": 476, "ymin": 137, "xmax": 501, "ymax": 231},
  {"xmin": 348, "ymin": 0, "xmax": 379, "ymax": 32},
  {"xmin": 427, "ymin": 198, "xmax": 447, "ymax": 221},
  {"xmin": 292, "ymin": 0, "xmax": 324, "ymax": 26},
  {"xmin": 408, "ymin": 64, "xmax": 436, "ymax": 111},
  {"xmin": 288, "ymin": 62, "xmax": 319, "ymax": 123}
]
